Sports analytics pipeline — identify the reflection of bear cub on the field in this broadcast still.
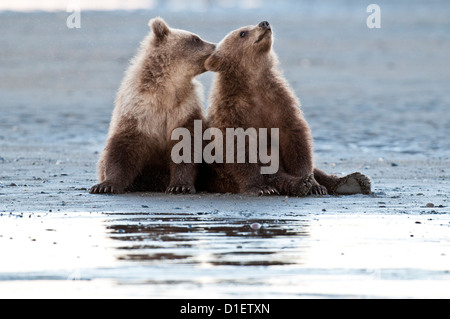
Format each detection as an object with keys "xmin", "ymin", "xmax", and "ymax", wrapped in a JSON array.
[
  {"xmin": 90, "ymin": 18, "xmax": 215, "ymax": 194},
  {"xmin": 204, "ymin": 21, "xmax": 371, "ymax": 196}
]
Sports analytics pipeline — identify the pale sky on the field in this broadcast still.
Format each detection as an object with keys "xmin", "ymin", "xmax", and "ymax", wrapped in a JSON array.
[{"xmin": 0, "ymin": 0, "xmax": 263, "ymax": 11}]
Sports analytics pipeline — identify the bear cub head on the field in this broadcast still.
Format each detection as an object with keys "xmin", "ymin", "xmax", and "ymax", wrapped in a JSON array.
[
  {"xmin": 205, "ymin": 21, "xmax": 273, "ymax": 73},
  {"xmin": 141, "ymin": 17, "xmax": 216, "ymax": 89}
]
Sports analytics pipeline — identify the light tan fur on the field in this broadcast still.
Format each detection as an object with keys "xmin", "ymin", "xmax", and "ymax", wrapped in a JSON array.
[{"xmin": 91, "ymin": 17, "xmax": 215, "ymax": 194}]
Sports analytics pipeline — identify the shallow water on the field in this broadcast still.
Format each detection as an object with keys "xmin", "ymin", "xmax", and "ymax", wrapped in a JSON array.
[{"xmin": 1, "ymin": 211, "xmax": 449, "ymax": 298}]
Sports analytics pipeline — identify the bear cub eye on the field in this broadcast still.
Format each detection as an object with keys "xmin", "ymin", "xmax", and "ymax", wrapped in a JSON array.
[
  {"xmin": 192, "ymin": 36, "xmax": 202, "ymax": 44},
  {"xmin": 240, "ymin": 31, "xmax": 247, "ymax": 38}
]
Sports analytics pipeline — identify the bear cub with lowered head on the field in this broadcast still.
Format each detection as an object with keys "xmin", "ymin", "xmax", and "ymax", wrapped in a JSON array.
[
  {"xmin": 90, "ymin": 18, "xmax": 215, "ymax": 195},
  {"xmin": 204, "ymin": 21, "xmax": 371, "ymax": 196}
]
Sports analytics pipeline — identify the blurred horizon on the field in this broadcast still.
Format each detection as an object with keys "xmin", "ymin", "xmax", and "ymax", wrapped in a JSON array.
[
  {"xmin": 1, "ymin": 0, "xmax": 448, "ymax": 14},
  {"xmin": 3, "ymin": 0, "xmax": 291, "ymax": 12}
]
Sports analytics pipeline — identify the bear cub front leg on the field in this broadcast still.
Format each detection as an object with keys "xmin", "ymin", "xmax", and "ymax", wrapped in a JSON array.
[{"xmin": 166, "ymin": 162, "xmax": 197, "ymax": 194}]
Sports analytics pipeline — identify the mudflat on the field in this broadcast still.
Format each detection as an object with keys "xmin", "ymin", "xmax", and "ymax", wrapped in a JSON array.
[{"xmin": 0, "ymin": 5, "xmax": 449, "ymax": 298}]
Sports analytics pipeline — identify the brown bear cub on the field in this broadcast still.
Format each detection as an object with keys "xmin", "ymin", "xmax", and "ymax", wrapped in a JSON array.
[
  {"xmin": 204, "ymin": 21, "xmax": 371, "ymax": 196},
  {"xmin": 90, "ymin": 18, "xmax": 215, "ymax": 194}
]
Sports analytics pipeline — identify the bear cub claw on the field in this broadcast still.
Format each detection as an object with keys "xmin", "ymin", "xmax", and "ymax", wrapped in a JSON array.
[
  {"xmin": 245, "ymin": 185, "xmax": 279, "ymax": 196},
  {"xmin": 310, "ymin": 184, "xmax": 328, "ymax": 196},
  {"xmin": 166, "ymin": 184, "xmax": 196, "ymax": 195},
  {"xmin": 89, "ymin": 182, "xmax": 125, "ymax": 195}
]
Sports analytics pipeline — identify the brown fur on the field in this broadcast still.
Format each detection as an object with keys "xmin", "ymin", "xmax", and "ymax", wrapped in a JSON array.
[
  {"xmin": 90, "ymin": 17, "xmax": 215, "ymax": 194},
  {"xmin": 203, "ymin": 22, "xmax": 371, "ymax": 196}
]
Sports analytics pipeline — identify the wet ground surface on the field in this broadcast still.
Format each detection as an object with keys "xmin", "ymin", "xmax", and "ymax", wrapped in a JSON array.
[{"xmin": 1, "ymin": 209, "xmax": 450, "ymax": 298}]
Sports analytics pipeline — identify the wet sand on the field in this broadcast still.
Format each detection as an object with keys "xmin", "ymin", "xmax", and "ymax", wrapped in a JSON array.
[{"xmin": 1, "ymin": 5, "xmax": 449, "ymax": 298}]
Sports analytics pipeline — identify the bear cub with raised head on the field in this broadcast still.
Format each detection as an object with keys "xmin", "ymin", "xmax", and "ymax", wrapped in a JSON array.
[
  {"xmin": 90, "ymin": 18, "xmax": 215, "ymax": 195},
  {"xmin": 204, "ymin": 21, "xmax": 371, "ymax": 196}
]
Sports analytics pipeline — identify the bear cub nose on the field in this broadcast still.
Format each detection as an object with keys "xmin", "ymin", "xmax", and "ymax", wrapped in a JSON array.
[{"xmin": 259, "ymin": 21, "xmax": 270, "ymax": 29}]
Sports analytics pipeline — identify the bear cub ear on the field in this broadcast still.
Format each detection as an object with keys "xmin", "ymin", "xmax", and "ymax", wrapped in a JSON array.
[
  {"xmin": 149, "ymin": 17, "xmax": 170, "ymax": 42},
  {"xmin": 205, "ymin": 52, "xmax": 226, "ymax": 72}
]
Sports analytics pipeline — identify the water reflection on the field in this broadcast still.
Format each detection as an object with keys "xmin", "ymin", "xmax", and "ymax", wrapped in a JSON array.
[{"xmin": 106, "ymin": 212, "xmax": 310, "ymax": 267}]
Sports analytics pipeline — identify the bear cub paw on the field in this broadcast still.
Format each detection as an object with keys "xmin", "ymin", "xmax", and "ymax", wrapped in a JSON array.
[
  {"xmin": 292, "ymin": 174, "xmax": 314, "ymax": 197},
  {"xmin": 283, "ymin": 174, "xmax": 313, "ymax": 197}
]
